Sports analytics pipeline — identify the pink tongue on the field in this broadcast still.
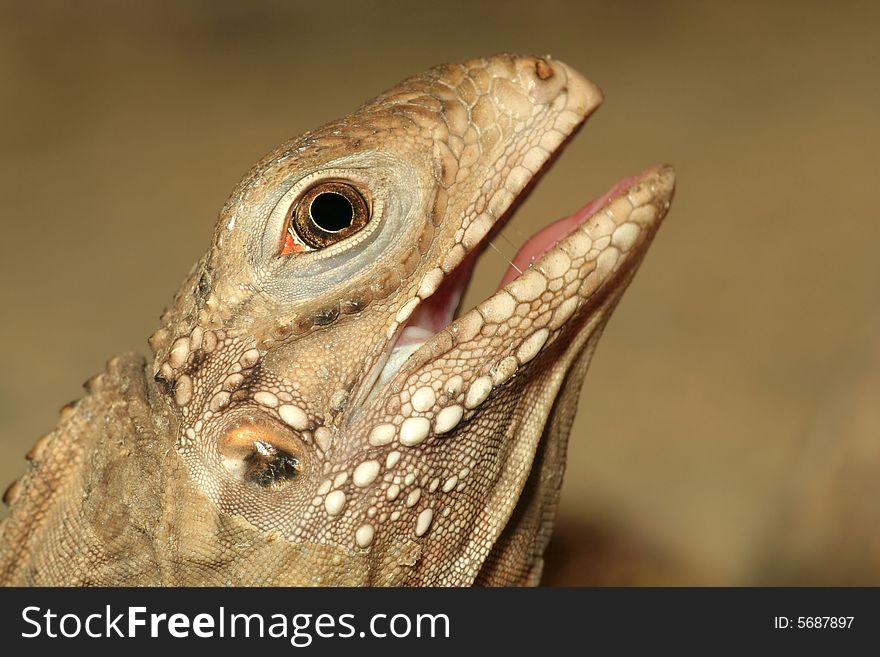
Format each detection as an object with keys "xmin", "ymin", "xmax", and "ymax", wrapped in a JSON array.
[
  {"xmin": 498, "ymin": 174, "xmax": 639, "ymax": 288},
  {"xmin": 399, "ymin": 173, "xmax": 643, "ymax": 345}
]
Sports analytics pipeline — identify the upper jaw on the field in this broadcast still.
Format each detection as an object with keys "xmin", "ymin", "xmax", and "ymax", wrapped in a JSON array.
[
  {"xmin": 343, "ymin": 57, "xmax": 607, "ymax": 419},
  {"xmin": 150, "ymin": 55, "xmax": 607, "ymax": 423}
]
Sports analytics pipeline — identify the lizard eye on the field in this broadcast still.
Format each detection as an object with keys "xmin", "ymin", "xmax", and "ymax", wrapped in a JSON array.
[
  {"xmin": 219, "ymin": 422, "xmax": 301, "ymax": 488},
  {"xmin": 284, "ymin": 180, "xmax": 371, "ymax": 252}
]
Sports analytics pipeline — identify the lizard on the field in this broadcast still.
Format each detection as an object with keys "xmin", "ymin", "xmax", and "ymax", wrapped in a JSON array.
[{"xmin": 0, "ymin": 54, "xmax": 674, "ymax": 586}]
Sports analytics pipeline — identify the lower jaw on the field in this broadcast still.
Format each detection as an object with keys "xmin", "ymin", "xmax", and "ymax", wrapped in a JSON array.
[{"xmin": 377, "ymin": 168, "xmax": 658, "ymax": 386}]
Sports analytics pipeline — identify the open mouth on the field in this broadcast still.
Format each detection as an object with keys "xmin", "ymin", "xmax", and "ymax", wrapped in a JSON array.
[
  {"xmin": 343, "ymin": 61, "xmax": 676, "ymax": 422},
  {"xmin": 370, "ymin": 162, "xmax": 675, "ymax": 399}
]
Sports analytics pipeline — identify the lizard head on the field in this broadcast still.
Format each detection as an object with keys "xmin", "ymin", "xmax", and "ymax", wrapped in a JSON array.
[{"xmin": 148, "ymin": 54, "xmax": 674, "ymax": 585}]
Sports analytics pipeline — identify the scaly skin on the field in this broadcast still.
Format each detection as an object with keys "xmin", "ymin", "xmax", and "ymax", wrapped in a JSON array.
[{"xmin": 0, "ymin": 54, "xmax": 674, "ymax": 586}]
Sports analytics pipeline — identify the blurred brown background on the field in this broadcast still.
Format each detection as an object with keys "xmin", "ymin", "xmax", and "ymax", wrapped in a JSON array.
[{"xmin": 2, "ymin": 1, "xmax": 878, "ymax": 584}]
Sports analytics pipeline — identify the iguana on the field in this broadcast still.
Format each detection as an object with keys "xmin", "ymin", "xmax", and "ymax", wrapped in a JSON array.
[{"xmin": 0, "ymin": 54, "xmax": 674, "ymax": 586}]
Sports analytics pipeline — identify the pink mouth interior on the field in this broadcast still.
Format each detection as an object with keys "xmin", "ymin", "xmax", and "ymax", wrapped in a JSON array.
[
  {"xmin": 395, "ymin": 173, "xmax": 641, "ymax": 347},
  {"xmin": 498, "ymin": 173, "xmax": 639, "ymax": 288}
]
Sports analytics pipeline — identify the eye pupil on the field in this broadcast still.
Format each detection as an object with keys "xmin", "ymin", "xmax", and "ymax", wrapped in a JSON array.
[
  {"xmin": 288, "ymin": 181, "xmax": 370, "ymax": 250},
  {"xmin": 309, "ymin": 192, "xmax": 354, "ymax": 232}
]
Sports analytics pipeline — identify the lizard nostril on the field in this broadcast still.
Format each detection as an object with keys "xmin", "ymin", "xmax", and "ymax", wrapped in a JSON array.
[{"xmin": 534, "ymin": 58, "xmax": 554, "ymax": 80}]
